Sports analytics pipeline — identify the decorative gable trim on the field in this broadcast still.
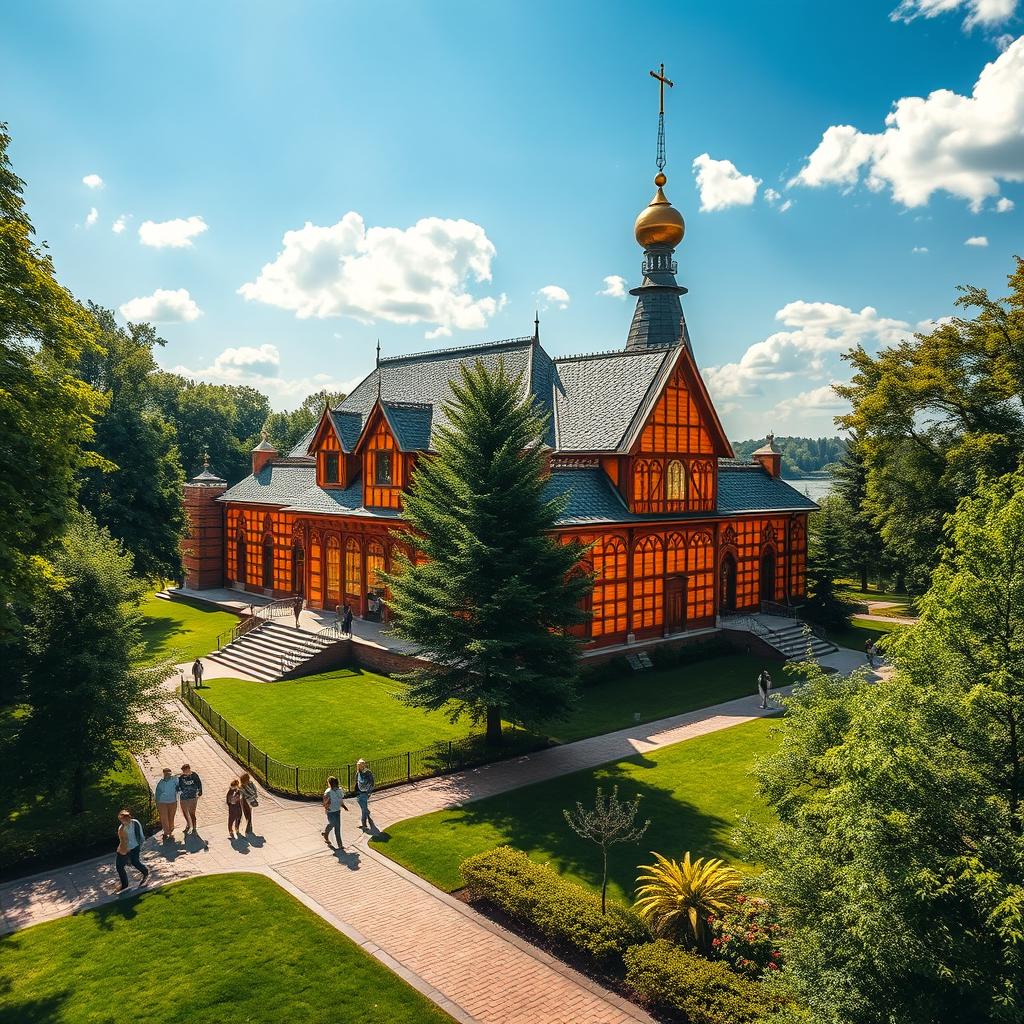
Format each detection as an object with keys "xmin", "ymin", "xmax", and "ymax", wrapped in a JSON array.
[{"xmin": 308, "ymin": 406, "xmax": 345, "ymax": 455}]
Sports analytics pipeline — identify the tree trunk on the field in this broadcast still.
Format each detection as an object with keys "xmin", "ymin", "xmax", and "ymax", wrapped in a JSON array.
[
  {"xmin": 860, "ymin": 563, "xmax": 869, "ymax": 593},
  {"xmin": 485, "ymin": 705, "xmax": 502, "ymax": 746},
  {"xmin": 601, "ymin": 844, "xmax": 608, "ymax": 914},
  {"xmin": 70, "ymin": 761, "xmax": 85, "ymax": 815}
]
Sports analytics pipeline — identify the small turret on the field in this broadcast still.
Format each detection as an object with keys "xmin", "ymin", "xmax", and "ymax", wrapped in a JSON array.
[
  {"xmin": 753, "ymin": 433, "xmax": 782, "ymax": 478},
  {"xmin": 182, "ymin": 452, "xmax": 227, "ymax": 590},
  {"xmin": 251, "ymin": 430, "xmax": 278, "ymax": 475}
]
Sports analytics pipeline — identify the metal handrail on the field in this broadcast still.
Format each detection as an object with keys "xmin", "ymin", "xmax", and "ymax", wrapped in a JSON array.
[
  {"xmin": 316, "ymin": 621, "xmax": 350, "ymax": 643},
  {"xmin": 216, "ymin": 596, "xmax": 300, "ymax": 650}
]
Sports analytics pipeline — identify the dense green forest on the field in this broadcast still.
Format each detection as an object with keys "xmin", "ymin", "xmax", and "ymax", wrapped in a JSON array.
[{"xmin": 732, "ymin": 436, "xmax": 845, "ymax": 477}]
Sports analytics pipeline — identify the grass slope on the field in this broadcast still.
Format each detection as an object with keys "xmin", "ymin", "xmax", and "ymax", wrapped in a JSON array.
[
  {"xmin": 0, "ymin": 873, "xmax": 452, "ymax": 1024},
  {"xmin": 0, "ymin": 705, "xmax": 154, "ymax": 880},
  {"xmin": 138, "ymin": 593, "xmax": 238, "ymax": 664},
  {"xmin": 376, "ymin": 716, "xmax": 779, "ymax": 906}
]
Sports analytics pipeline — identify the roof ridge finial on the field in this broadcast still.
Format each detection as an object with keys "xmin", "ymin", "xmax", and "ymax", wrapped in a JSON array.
[
  {"xmin": 649, "ymin": 62, "xmax": 673, "ymax": 185},
  {"xmin": 534, "ymin": 310, "xmax": 540, "ymax": 343},
  {"xmin": 376, "ymin": 339, "xmax": 382, "ymax": 403},
  {"xmin": 202, "ymin": 447, "xmax": 210, "ymax": 470}
]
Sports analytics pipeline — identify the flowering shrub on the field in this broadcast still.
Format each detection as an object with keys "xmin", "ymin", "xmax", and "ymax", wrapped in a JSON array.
[{"xmin": 709, "ymin": 894, "xmax": 786, "ymax": 980}]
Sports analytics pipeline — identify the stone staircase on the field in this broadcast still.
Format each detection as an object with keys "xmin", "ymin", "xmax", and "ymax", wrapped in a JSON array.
[
  {"xmin": 206, "ymin": 621, "xmax": 340, "ymax": 681},
  {"xmin": 722, "ymin": 613, "xmax": 838, "ymax": 662}
]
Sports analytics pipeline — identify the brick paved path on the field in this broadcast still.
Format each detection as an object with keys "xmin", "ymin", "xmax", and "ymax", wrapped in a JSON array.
[{"xmin": 0, "ymin": 676, "xmax": 813, "ymax": 1022}]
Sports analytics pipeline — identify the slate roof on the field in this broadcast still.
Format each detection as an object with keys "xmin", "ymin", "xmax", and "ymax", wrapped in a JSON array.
[
  {"xmin": 381, "ymin": 402, "xmax": 433, "ymax": 452},
  {"xmin": 552, "ymin": 348, "xmax": 670, "ymax": 451},
  {"xmin": 219, "ymin": 464, "xmax": 316, "ymax": 506},
  {"xmin": 717, "ymin": 465, "xmax": 819, "ymax": 514},
  {"xmin": 330, "ymin": 410, "xmax": 363, "ymax": 452}
]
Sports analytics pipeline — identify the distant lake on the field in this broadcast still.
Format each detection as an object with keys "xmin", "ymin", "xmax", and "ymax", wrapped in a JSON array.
[{"xmin": 783, "ymin": 477, "xmax": 834, "ymax": 503}]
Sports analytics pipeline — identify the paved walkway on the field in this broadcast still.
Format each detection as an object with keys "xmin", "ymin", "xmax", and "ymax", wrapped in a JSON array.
[{"xmin": 0, "ymin": 656, "xmax": 881, "ymax": 1022}]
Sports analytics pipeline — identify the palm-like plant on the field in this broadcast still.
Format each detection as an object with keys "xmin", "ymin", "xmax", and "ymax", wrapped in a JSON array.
[{"xmin": 634, "ymin": 852, "xmax": 742, "ymax": 951}]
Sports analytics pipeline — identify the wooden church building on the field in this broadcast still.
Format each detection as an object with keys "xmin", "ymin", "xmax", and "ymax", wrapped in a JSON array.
[{"xmin": 183, "ymin": 151, "xmax": 816, "ymax": 650}]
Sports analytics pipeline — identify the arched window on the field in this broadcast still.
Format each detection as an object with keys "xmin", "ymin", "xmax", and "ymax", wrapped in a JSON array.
[
  {"xmin": 366, "ymin": 539, "xmax": 386, "ymax": 592},
  {"xmin": 592, "ymin": 535, "xmax": 627, "ymax": 637},
  {"xmin": 262, "ymin": 534, "xmax": 274, "ymax": 589},
  {"xmin": 632, "ymin": 459, "xmax": 664, "ymax": 512},
  {"xmin": 761, "ymin": 547, "xmax": 777, "ymax": 602},
  {"xmin": 325, "ymin": 536, "xmax": 341, "ymax": 607},
  {"xmin": 666, "ymin": 460, "xmax": 685, "ymax": 503},
  {"xmin": 292, "ymin": 540, "xmax": 305, "ymax": 597},
  {"xmin": 687, "ymin": 531, "xmax": 715, "ymax": 621},
  {"xmin": 344, "ymin": 538, "xmax": 361, "ymax": 597},
  {"xmin": 666, "ymin": 532, "xmax": 686, "ymax": 575},
  {"xmin": 790, "ymin": 520, "xmax": 807, "ymax": 598},
  {"xmin": 236, "ymin": 529, "xmax": 247, "ymax": 585},
  {"xmin": 689, "ymin": 459, "xmax": 715, "ymax": 510},
  {"xmin": 632, "ymin": 535, "xmax": 664, "ymax": 630}
]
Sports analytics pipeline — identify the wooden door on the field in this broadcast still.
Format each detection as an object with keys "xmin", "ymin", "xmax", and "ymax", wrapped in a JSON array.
[{"xmin": 666, "ymin": 576, "xmax": 687, "ymax": 633}]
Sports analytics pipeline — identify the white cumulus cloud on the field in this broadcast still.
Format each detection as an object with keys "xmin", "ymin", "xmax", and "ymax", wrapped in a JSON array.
[
  {"xmin": 890, "ymin": 0, "xmax": 1017, "ymax": 30},
  {"xmin": 120, "ymin": 287, "xmax": 202, "ymax": 323},
  {"xmin": 913, "ymin": 245, "xmax": 930, "ymax": 253},
  {"xmin": 138, "ymin": 215, "xmax": 209, "ymax": 249},
  {"xmin": 537, "ymin": 284, "xmax": 570, "ymax": 310},
  {"xmin": 771, "ymin": 384, "xmax": 849, "ymax": 422},
  {"xmin": 85, "ymin": 207, "xmax": 98, "ymax": 228},
  {"xmin": 702, "ymin": 301, "xmax": 911, "ymax": 402},
  {"xmin": 168, "ymin": 344, "xmax": 362, "ymax": 411},
  {"xmin": 965, "ymin": 235, "xmax": 990, "ymax": 245},
  {"xmin": 997, "ymin": 196, "xmax": 1015, "ymax": 211},
  {"xmin": 239, "ymin": 213, "xmax": 505, "ymax": 337},
  {"xmin": 791, "ymin": 38, "xmax": 1024, "ymax": 210},
  {"xmin": 692, "ymin": 153, "xmax": 761, "ymax": 212},
  {"xmin": 82, "ymin": 173, "xmax": 104, "ymax": 190},
  {"xmin": 598, "ymin": 275, "xmax": 627, "ymax": 298},
  {"xmin": 112, "ymin": 215, "xmax": 127, "ymax": 234}
]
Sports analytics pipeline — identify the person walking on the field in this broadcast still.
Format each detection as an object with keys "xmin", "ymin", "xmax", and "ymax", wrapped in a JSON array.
[
  {"xmin": 354, "ymin": 759, "xmax": 375, "ymax": 831},
  {"xmin": 292, "ymin": 594, "xmax": 303, "ymax": 628},
  {"xmin": 239, "ymin": 772, "xmax": 259, "ymax": 832},
  {"xmin": 115, "ymin": 809, "xmax": 149, "ymax": 892},
  {"xmin": 191, "ymin": 658, "xmax": 204, "ymax": 689},
  {"xmin": 154, "ymin": 767, "xmax": 179, "ymax": 841},
  {"xmin": 226, "ymin": 779, "xmax": 243, "ymax": 839},
  {"xmin": 756, "ymin": 668, "xmax": 773, "ymax": 710},
  {"xmin": 342, "ymin": 604, "xmax": 353, "ymax": 638},
  {"xmin": 321, "ymin": 776, "xmax": 349, "ymax": 849},
  {"xmin": 178, "ymin": 763, "xmax": 203, "ymax": 832},
  {"xmin": 865, "ymin": 639, "xmax": 876, "ymax": 668}
]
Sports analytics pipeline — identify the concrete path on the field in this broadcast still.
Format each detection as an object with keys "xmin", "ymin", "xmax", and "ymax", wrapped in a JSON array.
[{"xmin": 0, "ymin": 655, "xmax": 880, "ymax": 1022}]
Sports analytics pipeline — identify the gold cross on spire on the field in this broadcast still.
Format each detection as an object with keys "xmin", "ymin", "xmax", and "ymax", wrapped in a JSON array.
[{"xmin": 649, "ymin": 63, "xmax": 673, "ymax": 115}]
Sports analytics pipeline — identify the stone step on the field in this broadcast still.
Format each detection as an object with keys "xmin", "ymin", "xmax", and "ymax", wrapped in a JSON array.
[
  {"xmin": 238, "ymin": 627, "xmax": 333, "ymax": 659},
  {"xmin": 205, "ymin": 620, "xmax": 342, "ymax": 681},
  {"xmin": 205, "ymin": 647, "xmax": 280, "ymax": 682}
]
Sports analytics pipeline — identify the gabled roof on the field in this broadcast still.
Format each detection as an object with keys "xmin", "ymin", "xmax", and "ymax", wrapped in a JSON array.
[
  {"xmin": 717, "ymin": 464, "xmax": 818, "ymax": 513},
  {"xmin": 552, "ymin": 347, "xmax": 671, "ymax": 451},
  {"xmin": 330, "ymin": 410, "xmax": 363, "ymax": 451},
  {"xmin": 380, "ymin": 402, "xmax": 433, "ymax": 452}
]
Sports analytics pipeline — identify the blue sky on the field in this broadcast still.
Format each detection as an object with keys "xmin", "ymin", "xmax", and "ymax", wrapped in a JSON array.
[{"xmin": 3, "ymin": 0, "xmax": 1022, "ymax": 437}]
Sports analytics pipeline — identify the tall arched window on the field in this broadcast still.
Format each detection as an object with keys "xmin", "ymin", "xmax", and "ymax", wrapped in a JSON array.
[
  {"xmin": 344, "ymin": 538, "xmax": 361, "ymax": 597},
  {"xmin": 262, "ymin": 534, "xmax": 274, "ymax": 589},
  {"xmin": 592, "ymin": 536, "xmax": 627, "ymax": 637},
  {"xmin": 325, "ymin": 536, "xmax": 341, "ymax": 607},
  {"xmin": 666, "ymin": 532, "xmax": 686, "ymax": 575},
  {"xmin": 632, "ymin": 535, "xmax": 665, "ymax": 631},
  {"xmin": 687, "ymin": 530, "xmax": 715, "ymax": 620},
  {"xmin": 366, "ymin": 539, "xmax": 386, "ymax": 592},
  {"xmin": 666, "ymin": 460, "xmax": 686, "ymax": 504},
  {"xmin": 236, "ymin": 529, "xmax": 247, "ymax": 585}
]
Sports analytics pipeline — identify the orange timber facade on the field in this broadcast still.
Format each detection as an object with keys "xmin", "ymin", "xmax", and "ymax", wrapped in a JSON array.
[{"xmin": 182, "ymin": 166, "xmax": 816, "ymax": 649}]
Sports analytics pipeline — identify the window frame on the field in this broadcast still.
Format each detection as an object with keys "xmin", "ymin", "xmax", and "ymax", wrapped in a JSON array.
[
  {"xmin": 374, "ymin": 449, "xmax": 393, "ymax": 487},
  {"xmin": 323, "ymin": 452, "xmax": 340, "ymax": 485}
]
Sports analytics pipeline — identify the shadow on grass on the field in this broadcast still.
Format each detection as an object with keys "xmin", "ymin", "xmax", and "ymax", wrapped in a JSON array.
[{"xmin": 0, "ymin": 992, "xmax": 70, "ymax": 1024}]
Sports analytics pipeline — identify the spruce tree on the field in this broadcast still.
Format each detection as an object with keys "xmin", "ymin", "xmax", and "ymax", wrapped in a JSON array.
[
  {"xmin": 803, "ymin": 494, "xmax": 854, "ymax": 629},
  {"xmin": 384, "ymin": 358, "xmax": 590, "ymax": 745}
]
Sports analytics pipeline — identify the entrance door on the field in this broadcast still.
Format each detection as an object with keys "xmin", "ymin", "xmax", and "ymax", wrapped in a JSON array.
[
  {"xmin": 666, "ymin": 576, "xmax": 687, "ymax": 633},
  {"xmin": 292, "ymin": 542, "xmax": 305, "ymax": 597},
  {"xmin": 720, "ymin": 553, "xmax": 737, "ymax": 613},
  {"xmin": 236, "ymin": 532, "xmax": 247, "ymax": 585},
  {"xmin": 761, "ymin": 549, "xmax": 776, "ymax": 603},
  {"xmin": 262, "ymin": 537, "xmax": 274, "ymax": 590}
]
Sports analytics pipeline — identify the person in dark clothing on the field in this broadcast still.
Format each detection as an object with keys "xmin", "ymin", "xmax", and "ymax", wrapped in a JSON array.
[
  {"xmin": 115, "ymin": 809, "xmax": 149, "ymax": 892},
  {"xmin": 756, "ymin": 669, "xmax": 773, "ymax": 710},
  {"xmin": 355, "ymin": 759, "xmax": 375, "ymax": 831},
  {"xmin": 321, "ymin": 776, "xmax": 349, "ymax": 849},
  {"xmin": 292, "ymin": 595, "xmax": 303, "ymax": 628},
  {"xmin": 342, "ymin": 604, "xmax": 353, "ymax": 637},
  {"xmin": 192, "ymin": 658, "xmax": 204, "ymax": 688},
  {"xmin": 178, "ymin": 763, "xmax": 203, "ymax": 832}
]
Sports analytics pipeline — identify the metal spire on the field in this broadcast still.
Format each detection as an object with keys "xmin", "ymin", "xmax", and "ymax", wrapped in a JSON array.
[
  {"xmin": 649, "ymin": 63, "xmax": 674, "ymax": 173},
  {"xmin": 534, "ymin": 310, "xmax": 540, "ymax": 342},
  {"xmin": 376, "ymin": 339, "xmax": 382, "ymax": 403}
]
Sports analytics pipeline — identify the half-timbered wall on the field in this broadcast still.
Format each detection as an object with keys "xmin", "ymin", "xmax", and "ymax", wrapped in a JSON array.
[
  {"xmin": 789, "ymin": 519, "xmax": 807, "ymax": 599},
  {"xmin": 362, "ymin": 417, "xmax": 403, "ymax": 510},
  {"xmin": 636, "ymin": 362, "xmax": 715, "ymax": 456},
  {"xmin": 316, "ymin": 425, "xmax": 344, "ymax": 489},
  {"xmin": 631, "ymin": 456, "xmax": 716, "ymax": 513}
]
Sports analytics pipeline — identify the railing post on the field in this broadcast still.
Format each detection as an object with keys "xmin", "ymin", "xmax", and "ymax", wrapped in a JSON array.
[
  {"xmin": 265, "ymin": 751, "xmax": 269, "ymax": 777},
  {"xmin": 406, "ymin": 751, "xmax": 411, "ymax": 782},
  {"xmin": 295, "ymin": 765, "xmax": 299, "ymax": 794},
  {"xmin": 347, "ymin": 764, "xmax": 351, "ymax": 792},
  {"xmin": 247, "ymin": 739, "xmax": 251, "ymax": 764}
]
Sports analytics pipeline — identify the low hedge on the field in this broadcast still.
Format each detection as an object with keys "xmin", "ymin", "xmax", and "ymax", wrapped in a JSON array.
[
  {"xmin": 624, "ymin": 940, "xmax": 784, "ymax": 1024},
  {"xmin": 460, "ymin": 846, "xmax": 649, "ymax": 968}
]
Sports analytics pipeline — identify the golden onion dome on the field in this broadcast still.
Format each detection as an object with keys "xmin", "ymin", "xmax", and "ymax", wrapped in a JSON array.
[{"xmin": 634, "ymin": 172, "xmax": 685, "ymax": 249}]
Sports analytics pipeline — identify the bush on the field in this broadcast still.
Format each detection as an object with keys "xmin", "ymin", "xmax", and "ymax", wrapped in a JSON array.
[
  {"xmin": 710, "ymin": 894, "xmax": 786, "ymax": 979},
  {"xmin": 625, "ymin": 940, "xmax": 784, "ymax": 1024},
  {"xmin": 460, "ymin": 846, "xmax": 649, "ymax": 968}
]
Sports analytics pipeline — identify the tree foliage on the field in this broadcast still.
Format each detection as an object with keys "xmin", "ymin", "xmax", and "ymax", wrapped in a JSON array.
[
  {"xmin": 384, "ymin": 358, "xmax": 591, "ymax": 745},
  {"xmin": 803, "ymin": 494, "xmax": 855, "ymax": 628},
  {"xmin": 263, "ymin": 388, "xmax": 347, "ymax": 454},
  {"xmin": 19, "ymin": 513, "xmax": 188, "ymax": 814},
  {"xmin": 0, "ymin": 122, "xmax": 104, "ymax": 636},
  {"xmin": 836, "ymin": 257, "xmax": 1024, "ymax": 594},
  {"xmin": 731, "ymin": 436, "xmax": 845, "ymax": 476},
  {"xmin": 744, "ymin": 471, "xmax": 1024, "ymax": 1023},
  {"xmin": 77, "ymin": 305, "xmax": 185, "ymax": 580}
]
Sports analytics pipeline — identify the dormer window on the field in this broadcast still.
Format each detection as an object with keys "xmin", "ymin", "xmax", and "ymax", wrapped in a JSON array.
[
  {"xmin": 324, "ymin": 452, "xmax": 340, "ymax": 484},
  {"xmin": 375, "ymin": 450, "xmax": 393, "ymax": 486}
]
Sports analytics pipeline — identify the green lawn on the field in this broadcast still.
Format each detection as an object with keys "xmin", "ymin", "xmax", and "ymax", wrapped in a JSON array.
[
  {"xmin": 0, "ymin": 705, "xmax": 155, "ymax": 880},
  {"xmin": 138, "ymin": 592, "xmax": 238, "ymax": 663},
  {"xmin": 829, "ymin": 616, "xmax": 905, "ymax": 652},
  {"xmin": 199, "ymin": 668, "xmax": 478, "ymax": 764},
  {"xmin": 376, "ymin": 716, "xmax": 779, "ymax": 905},
  {"xmin": 198, "ymin": 654, "xmax": 778, "ymax": 767},
  {"xmin": 0, "ymin": 873, "xmax": 452, "ymax": 1024}
]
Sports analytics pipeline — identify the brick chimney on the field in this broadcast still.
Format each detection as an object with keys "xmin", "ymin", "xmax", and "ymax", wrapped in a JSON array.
[
  {"xmin": 251, "ymin": 430, "xmax": 278, "ymax": 475},
  {"xmin": 182, "ymin": 453, "xmax": 227, "ymax": 590},
  {"xmin": 752, "ymin": 432, "xmax": 782, "ymax": 478}
]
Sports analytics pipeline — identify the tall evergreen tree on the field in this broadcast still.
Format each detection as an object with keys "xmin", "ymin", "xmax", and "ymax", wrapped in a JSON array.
[
  {"xmin": 384, "ymin": 359, "xmax": 590, "ymax": 745},
  {"xmin": 832, "ymin": 430, "xmax": 886, "ymax": 592},
  {"xmin": 803, "ymin": 494, "xmax": 854, "ymax": 628},
  {"xmin": 20, "ymin": 513, "xmax": 187, "ymax": 813},
  {"xmin": 77, "ymin": 305, "xmax": 186, "ymax": 580},
  {"xmin": 0, "ymin": 122, "xmax": 104, "ymax": 637}
]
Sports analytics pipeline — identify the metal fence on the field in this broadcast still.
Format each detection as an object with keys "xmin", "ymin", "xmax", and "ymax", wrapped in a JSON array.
[{"xmin": 179, "ymin": 680, "xmax": 535, "ymax": 798}]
